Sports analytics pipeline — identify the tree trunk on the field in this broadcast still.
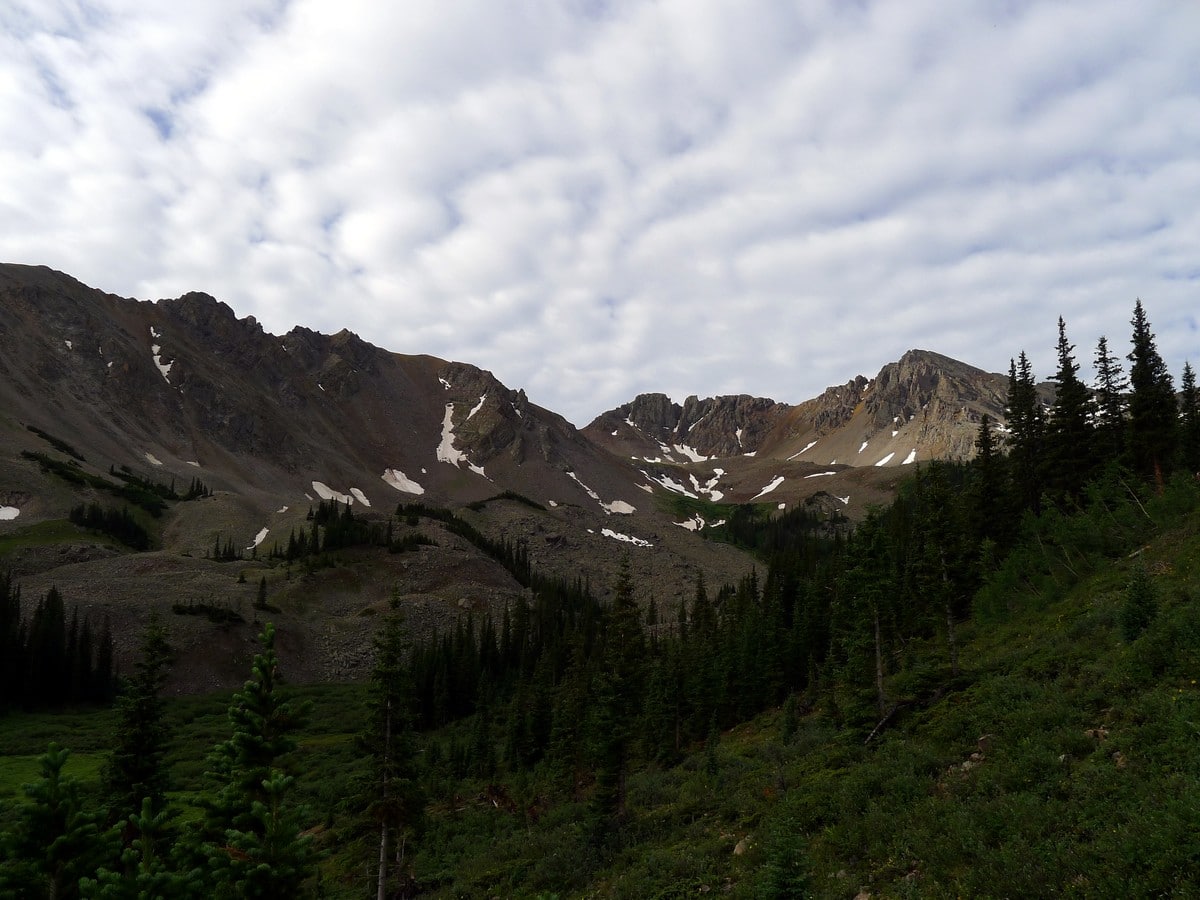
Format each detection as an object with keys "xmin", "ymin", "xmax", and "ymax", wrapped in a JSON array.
[
  {"xmin": 873, "ymin": 607, "xmax": 886, "ymax": 717},
  {"xmin": 377, "ymin": 698, "xmax": 391, "ymax": 900}
]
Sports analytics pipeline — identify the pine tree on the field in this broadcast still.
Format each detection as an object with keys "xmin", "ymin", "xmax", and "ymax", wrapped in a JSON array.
[
  {"xmin": 1127, "ymin": 299, "xmax": 1177, "ymax": 487},
  {"xmin": 363, "ymin": 598, "xmax": 424, "ymax": 899},
  {"xmin": 1004, "ymin": 352, "xmax": 1045, "ymax": 513},
  {"xmin": 1093, "ymin": 335, "xmax": 1128, "ymax": 462},
  {"xmin": 0, "ymin": 743, "xmax": 117, "ymax": 899},
  {"xmin": 102, "ymin": 611, "xmax": 174, "ymax": 826},
  {"xmin": 1045, "ymin": 317, "xmax": 1095, "ymax": 501},
  {"xmin": 1121, "ymin": 566, "xmax": 1157, "ymax": 642},
  {"xmin": 1178, "ymin": 361, "xmax": 1199, "ymax": 473},
  {"xmin": 198, "ymin": 623, "xmax": 314, "ymax": 897}
]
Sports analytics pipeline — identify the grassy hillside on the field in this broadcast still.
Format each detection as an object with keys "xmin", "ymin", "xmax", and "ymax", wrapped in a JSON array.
[{"xmin": 1, "ymin": 480, "xmax": 1196, "ymax": 897}]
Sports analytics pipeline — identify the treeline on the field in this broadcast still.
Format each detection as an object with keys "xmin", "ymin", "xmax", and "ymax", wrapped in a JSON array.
[
  {"xmin": 0, "ymin": 573, "xmax": 115, "ymax": 713},
  {"xmin": 69, "ymin": 502, "xmax": 151, "ymax": 551},
  {"xmin": 22, "ymin": 452, "xmax": 211, "ymax": 519}
]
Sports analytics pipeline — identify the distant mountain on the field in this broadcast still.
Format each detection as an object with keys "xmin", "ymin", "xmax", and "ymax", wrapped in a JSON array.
[
  {"xmin": 0, "ymin": 263, "xmax": 1022, "ymax": 692},
  {"xmin": 588, "ymin": 349, "xmax": 1013, "ymax": 470}
]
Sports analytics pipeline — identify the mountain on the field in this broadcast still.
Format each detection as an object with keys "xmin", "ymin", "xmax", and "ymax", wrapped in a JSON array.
[{"xmin": 0, "ymin": 263, "xmax": 1015, "ymax": 692}]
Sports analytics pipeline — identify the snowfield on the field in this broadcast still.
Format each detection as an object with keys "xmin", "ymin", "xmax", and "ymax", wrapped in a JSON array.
[
  {"xmin": 0, "ymin": 506, "xmax": 19, "ymax": 520},
  {"xmin": 750, "ymin": 475, "xmax": 785, "ymax": 501},
  {"xmin": 382, "ymin": 469, "xmax": 425, "ymax": 495},
  {"xmin": 601, "ymin": 528, "xmax": 653, "ymax": 548}
]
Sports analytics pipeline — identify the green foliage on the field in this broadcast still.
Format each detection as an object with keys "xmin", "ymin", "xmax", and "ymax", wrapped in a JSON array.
[
  {"xmin": 26, "ymin": 424, "xmax": 86, "ymax": 461},
  {"xmin": 171, "ymin": 601, "xmax": 245, "ymax": 624},
  {"xmin": 1120, "ymin": 566, "xmax": 1158, "ymax": 642},
  {"xmin": 69, "ymin": 502, "xmax": 152, "ymax": 551}
]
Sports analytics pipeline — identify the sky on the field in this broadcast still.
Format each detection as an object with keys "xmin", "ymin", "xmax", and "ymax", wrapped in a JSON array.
[{"xmin": 3, "ymin": 0, "xmax": 1199, "ymax": 426}]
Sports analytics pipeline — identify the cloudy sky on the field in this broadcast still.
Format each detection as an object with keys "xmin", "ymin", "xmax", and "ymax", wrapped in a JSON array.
[{"xmin": 3, "ymin": 1, "xmax": 1198, "ymax": 425}]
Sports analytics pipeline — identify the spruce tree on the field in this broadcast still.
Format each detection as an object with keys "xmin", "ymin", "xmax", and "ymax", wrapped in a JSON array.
[
  {"xmin": 1004, "ymin": 352, "xmax": 1045, "ymax": 514},
  {"xmin": 1178, "ymin": 361, "xmax": 1199, "ymax": 473},
  {"xmin": 363, "ymin": 598, "xmax": 424, "ymax": 899},
  {"xmin": 102, "ymin": 611, "xmax": 174, "ymax": 826},
  {"xmin": 1045, "ymin": 317, "xmax": 1095, "ymax": 501},
  {"xmin": 198, "ymin": 623, "xmax": 314, "ymax": 897},
  {"xmin": 1126, "ymin": 299, "xmax": 1177, "ymax": 486},
  {"xmin": 1093, "ymin": 335, "xmax": 1128, "ymax": 462}
]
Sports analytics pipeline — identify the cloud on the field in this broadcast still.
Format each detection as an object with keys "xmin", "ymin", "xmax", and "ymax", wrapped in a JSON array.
[{"xmin": 3, "ymin": 0, "xmax": 1199, "ymax": 425}]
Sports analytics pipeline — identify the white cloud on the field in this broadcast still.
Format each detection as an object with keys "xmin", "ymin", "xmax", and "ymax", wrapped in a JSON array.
[{"xmin": 3, "ymin": 0, "xmax": 1199, "ymax": 424}]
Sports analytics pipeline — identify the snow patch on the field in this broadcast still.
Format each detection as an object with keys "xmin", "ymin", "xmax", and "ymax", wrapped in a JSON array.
[
  {"xmin": 439, "ymin": 377, "xmax": 451, "ymax": 390},
  {"xmin": 902, "ymin": 449, "xmax": 917, "ymax": 465},
  {"xmin": 858, "ymin": 441, "xmax": 868, "ymax": 453},
  {"xmin": 804, "ymin": 471, "xmax": 837, "ymax": 479},
  {"xmin": 277, "ymin": 506, "xmax": 289, "ymax": 513},
  {"xmin": 318, "ymin": 383, "xmax": 325, "ymax": 392},
  {"xmin": 673, "ymin": 444, "xmax": 708, "ymax": 463},
  {"xmin": 788, "ymin": 440, "xmax": 818, "ymax": 460},
  {"xmin": 601, "ymin": 528, "xmax": 653, "ymax": 548},
  {"xmin": 466, "ymin": 394, "xmax": 487, "ymax": 420},
  {"xmin": 624, "ymin": 417, "xmax": 637, "ymax": 428},
  {"xmin": 675, "ymin": 514, "xmax": 727, "ymax": 532},
  {"xmin": 0, "ymin": 506, "xmax": 20, "ymax": 521},
  {"xmin": 603, "ymin": 500, "xmax": 636, "ymax": 515},
  {"xmin": 743, "ymin": 451, "xmax": 757, "ymax": 457},
  {"xmin": 611, "ymin": 430, "xmax": 618, "ymax": 436},
  {"xmin": 777, "ymin": 502, "xmax": 787, "ymax": 510},
  {"xmin": 437, "ymin": 404, "xmax": 487, "ymax": 477},
  {"xmin": 750, "ymin": 476, "xmax": 785, "ymax": 501},
  {"xmin": 382, "ymin": 469, "xmax": 425, "ymax": 495},
  {"xmin": 736, "ymin": 428, "xmax": 744, "ymax": 447},
  {"xmin": 641, "ymin": 470, "xmax": 698, "ymax": 499},
  {"xmin": 837, "ymin": 496, "xmax": 850, "ymax": 505},
  {"xmin": 245, "ymin": 528, "xmax": 269, "ymax": 551},
  {"xmin": 312, "ymin": 481, "xmax": 353, "ymax": 505},
  {"xmin": 144, "ymin": 452, "xmax": 162, "ymax": 466},
  {"xmin": 349, "ymin": 488, "xmax": 371, "ymax": 507},
  {"xmin": 64, "ymin": 340, "xmax": 72, "ymax": 350},
  {"xmin": 874, "ymin": 452, "xmax": 896, "ymax": 467},
  {"xmin": 547, "ymin": 500, "xmax": 558, "ymax": 507},
  {"xmin": 186, "ymin": 460, "xmax": 200, "ymax": 467},
  {"xmin": 637, "ymin": 484, "xmax": 654, "ymax": 494},
  {"xmin": 891, "ymin": 430, "xmax": 899, "ymax": 438}
]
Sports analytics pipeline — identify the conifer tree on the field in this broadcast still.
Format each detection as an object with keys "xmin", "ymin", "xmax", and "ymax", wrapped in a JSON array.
[
  {"xmin": 102, "ymin": 611, "xmax": 174, "ymax": 826},
  {"xmin": 198, "ymin": 623, "xmax": 314, "ymax": 897},
  {"xmin": 0, "ymin": 744, "xmax": 117, "ymax": 899},
  {"xmin": 1093, "ymin": 335, "xmax": 1128, "ymax": 462},
  {"xmin": 363, "ymin": 599, "xmax": 424, "ymax": 900},
  {"xmin": 1004, "ymin": 352, "xmax": 1045, "ymax": 513},
  {"xmin": 1126, "ymin": 299, "xmax": 1177, "ymax": 486},
  {"xmin": 1045, "ymin": 317, "xmax": 1095, "ymax": 501},
  {"xmin": 1178, "ymin": 361, "xmax": 1199, "ymax": 473}
]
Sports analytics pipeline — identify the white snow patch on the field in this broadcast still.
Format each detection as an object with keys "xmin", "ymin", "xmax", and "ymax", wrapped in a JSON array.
[
  {"xmin": 902, "ymin": 449, "xmax": 918, "ymax": 465},
  {"xmin": 736, "ymin": 428, "xmax": 744, "ymax": 447},
  {"xmin": 151, "ymin": 343, "xmax": 172, "ymax": 383},
  {"xmin": 0, "ymin": 506, "xmax": 19, "ymax": 521},
  {"xmin": 603, "ymin": 500, "xmax": 636, "ymax": 515},
  {"xmin": 777, "ymin": 502, "xmax": 787, "ymax": 510},
  {"xmin": 601, "ymin": 528, "xmax": 653, "ymax": 548},
  {"xmin": 439, "ymin": 377, "xmax": 451, "ymax": 390},
  {"xmin": 466, "ymin": 394, "xmax": 487, "ymax": 420},
  {"xmin": 624, "ymin": 417, "xmax": 637, "ymax": 428},
  {"xmin": 675, "ymin": 514, "xmax": 727, "ymax": 532},
  {"xmin": 858, "ymin": 441, "xmax": 868, "ymax": 453},
  {"xmin": 641, "ymin": 457, "xmax": 663, "ymax": 464},
  {"xmin": 567, "ymin": 471, "xmax": 600, "ymax": 501},
  {"xmin": 891, "ymin": 430, "xmax": 899, "ymax": 438},
  {"xmin": 382, "ymin": 469, "xmax": 425, "ymax": 495},
  {"xmin": 611, "ymin": 430, "xmax": 618, "ymax": 436},
  {"xmin": 437, "ymin": 404, "xmax": 487, "ymax": 477},
  {"xmin": 245, "ymin": 527, "xmax": 269, "ymax": 551},
  {"xmin": 788, "ymin": 440, "xmax": 819, "ymax": 461},
  {"xmin": 804, "ymin": 471, "xmax": 837, "ymax": 479},
  {"xmin": 421, "ymin": 468, "xmax": 427, "ymax": 474},
  {"xmin": 277, "ymin": 506, "xmax": 289, "ymax": 513},
  {"xmin": 673, "ymin": 444, "xmax": 708, "ymax": 463},
  {"xmin": 64, "ymin": 340, "xmax": 72, "ymax": 350},
  {"xmin": 106, "ymin": 361, "xmax": 113, "ymax": 368},
  {"xmin": 837, "ymin": 496, "xmax": 850, "ymax": 505},
  {"xmin": 150, "ymin": 326, "xmax": 160, "ymax": 339},
  {"xmin": 144, "ymin": 452, "xmax": 162, "ymax": 466},
  {"xmin": 547, "ymin": 500, "xmax": 558, "ymax": 507},
  {"xmin": 349, "ymin": 488, "xmax": 371, "ymax": 507},
  {"xmin": 318, "ymin": 383, "xmax": 325, "ymax": 392},
  {"xmin": 186, "ymin": 460, "xmax": 199, "ymax": 467},
  {"xmin": 312, "ymin": 481, "xmax": 353, "ymax": 505},
  {"xmin": 304, "ymin": 493, "xmax": 313, "ymax": 500},
  {"xmin": 750, "ymin": 475, "xmax": 785, "ymax": 501},
  {"xmin": 743, "ymin": 451, "xmax": 757, "ymax": 457},
  {"xmin": 637, "ymin": 484, "xmax": 655, "ymax": 494},
  {"xmin": 641, "ymin": 470, "xmax": 698, "ymax": 499},
  {"xmin": 874, "ymin": 452, "xmax": 896, "ymax": 467}
]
